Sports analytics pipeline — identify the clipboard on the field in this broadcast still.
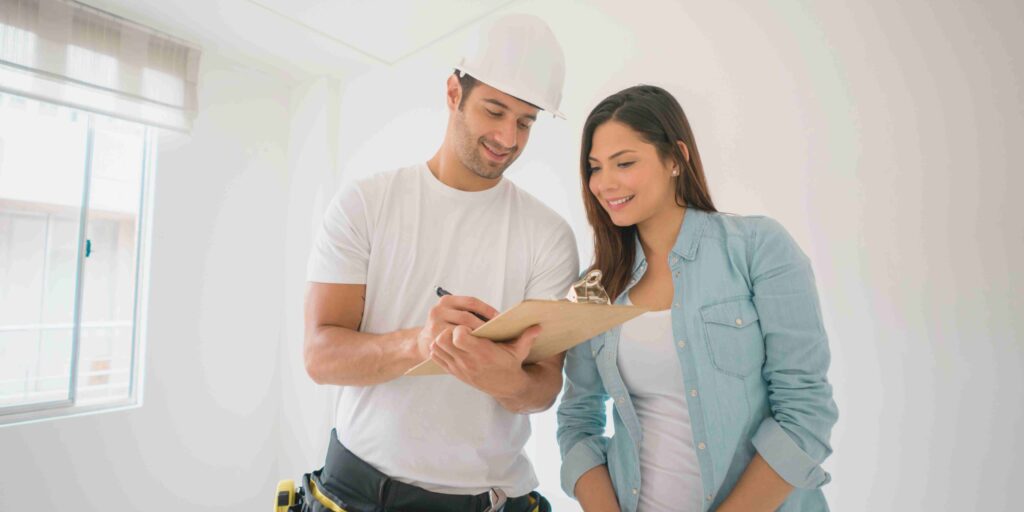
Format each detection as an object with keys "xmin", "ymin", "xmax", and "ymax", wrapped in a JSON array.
[{"xmin": 405, "ymin": 270, "xmax": 648, "ymax": 376}]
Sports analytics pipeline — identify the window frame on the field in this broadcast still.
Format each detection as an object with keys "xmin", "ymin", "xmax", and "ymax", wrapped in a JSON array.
[{"xmin": 0, "ymin": 99, "xmax": 156, "ymax": 427}]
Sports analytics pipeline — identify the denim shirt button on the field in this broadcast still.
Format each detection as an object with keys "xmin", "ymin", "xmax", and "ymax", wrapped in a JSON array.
[
  {"xmin": 706, "ymin": 494, "xmax": 713, "ymax": 502},
  {"xmin": 632, "ymin": 488, "xmax": 638, "ymax": 495},
  {"xmin": 677, "ymin": 339, "xmax": 686, "ymax": 348},
  {"xmin": 698, "ymin": 442, "xmax": 706, "ymax": 450}
]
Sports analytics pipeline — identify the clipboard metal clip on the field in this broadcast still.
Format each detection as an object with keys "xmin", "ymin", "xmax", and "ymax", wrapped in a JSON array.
[{"xmin": 565, "ymin": 269, "xmax": 611, "ymax": 305}]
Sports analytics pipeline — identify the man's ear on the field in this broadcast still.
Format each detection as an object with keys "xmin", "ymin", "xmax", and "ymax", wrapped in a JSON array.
[{"xmin": 446, "ymin": 74, "xmax": 462, "ymax": 112}]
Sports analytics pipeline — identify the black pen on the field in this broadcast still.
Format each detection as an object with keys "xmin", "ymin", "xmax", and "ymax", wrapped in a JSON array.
[{"xmin": 435, "ymin": 286, "xmax": 490, "ymax": 322}]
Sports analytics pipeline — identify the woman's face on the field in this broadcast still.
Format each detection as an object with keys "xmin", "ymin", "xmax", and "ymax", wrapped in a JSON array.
[{"xmin": 587, "ymin": 120, "xmax": 678, "ymax": 227}]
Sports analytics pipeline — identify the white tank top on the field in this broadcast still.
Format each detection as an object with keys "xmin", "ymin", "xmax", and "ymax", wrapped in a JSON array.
[{"xmin": 617, "ymin": 301, "xmax": 703, "ymax": 511}]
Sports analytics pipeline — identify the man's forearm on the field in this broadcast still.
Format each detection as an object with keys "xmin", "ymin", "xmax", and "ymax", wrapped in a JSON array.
[
  {"xmin": 494, "ymin": 358, "xmax": 563, "ymax": 414},
  {"xmin": 304, "ymin": 325, "xmax": 422, "ymax": 386}
]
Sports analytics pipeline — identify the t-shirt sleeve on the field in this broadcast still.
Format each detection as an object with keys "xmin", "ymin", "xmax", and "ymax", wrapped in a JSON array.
[
  {"xmin": 306, "ymin": 182, "xmax": 373, "ymax": 284},
  {"xmin": 525, "ymin": 219, "xmax": 580, "ymax": 300}
]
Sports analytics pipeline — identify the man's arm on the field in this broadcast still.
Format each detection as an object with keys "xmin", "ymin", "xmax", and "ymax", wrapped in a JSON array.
[
  {"xmin": 303, "ymin": 283, "xmax": 420, "ymax": 386},
  {"xmin": 430, "ymin": 324, "xmax": 565, "ymax": 414},
  {"xmin": 303, "ymin": 283, "xmax": 498, "ymax": 386},
  {"xmin": 495, "ymin": 351, "xmax": 565, "ymax": 414}
]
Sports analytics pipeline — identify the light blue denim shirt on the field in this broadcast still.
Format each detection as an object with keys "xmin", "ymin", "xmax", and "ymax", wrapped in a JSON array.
[{"xmin": 557, "ymin": 209, "xmax": 838, "ymax": 511}]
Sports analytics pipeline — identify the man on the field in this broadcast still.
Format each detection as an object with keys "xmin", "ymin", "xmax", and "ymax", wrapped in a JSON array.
[{"xmin": 302, "ymin": 14, "xmax": 578, "ymax": 512}]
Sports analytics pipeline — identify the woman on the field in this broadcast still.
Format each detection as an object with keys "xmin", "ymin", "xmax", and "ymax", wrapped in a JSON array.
[{"xmin": 557, "ymin": 85, "xmax": 838, "ymax": 512}]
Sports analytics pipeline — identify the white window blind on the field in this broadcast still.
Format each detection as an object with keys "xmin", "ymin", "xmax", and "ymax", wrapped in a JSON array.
[{"xmin": 0, "ymin": 0, "xmax": 200, "ymax": 131}]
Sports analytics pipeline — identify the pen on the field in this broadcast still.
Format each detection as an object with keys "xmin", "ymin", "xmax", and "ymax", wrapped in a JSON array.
[{"xmin": 435, "ymin": 286, "xmax": 490, "ymax": 322}]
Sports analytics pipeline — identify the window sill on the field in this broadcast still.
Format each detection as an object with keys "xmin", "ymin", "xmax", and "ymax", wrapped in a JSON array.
[{"xmin": 0, "ymin": 398, "xmax": 142, "ymax": 429}]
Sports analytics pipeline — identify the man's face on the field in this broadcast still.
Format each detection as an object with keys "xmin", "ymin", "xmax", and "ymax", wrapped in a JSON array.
[{"xmin": 451, "ymin": 81, "xmax": 540, "ymax": 180}]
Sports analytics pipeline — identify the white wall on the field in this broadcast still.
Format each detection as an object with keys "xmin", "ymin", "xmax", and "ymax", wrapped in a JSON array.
[
  {"xmin": 2, "ymin": 1, "xmax": 1021, "ymax": 511},
  {"xmin": 286, "ymin": 1, "xmax": 1024, "ymax": 511},
  {"xmin": 277, "ymin": 76, "xmax": 344, "ymax": 479},
  {"xmin": 0, "ymin": 53, "xmax": 293, "ymax": 510}
]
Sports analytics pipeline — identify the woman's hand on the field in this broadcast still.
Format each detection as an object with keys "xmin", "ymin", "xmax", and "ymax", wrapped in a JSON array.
[{"xmin": 715, "ymin": 453, "xmax": 793, "ymax": 511}]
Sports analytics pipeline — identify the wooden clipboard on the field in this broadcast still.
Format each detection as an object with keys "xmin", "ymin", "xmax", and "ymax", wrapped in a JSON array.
[{"xmin": 405, "ymin": 299, "xmax": 647, "ymax": 376}]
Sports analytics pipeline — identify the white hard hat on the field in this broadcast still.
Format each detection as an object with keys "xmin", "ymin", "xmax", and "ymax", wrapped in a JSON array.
[{"xmin": 454, "ymin": 13, "xmax": 567, "ymax": 119}]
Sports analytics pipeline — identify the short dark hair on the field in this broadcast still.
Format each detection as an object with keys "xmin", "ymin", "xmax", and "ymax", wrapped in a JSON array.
[
  {"xmin": 454, "ymin": 70, "xmax": 479, "ymax": 110},
  {"xmin": 453, "ymin": 70, "xmax": 541, "ymax": 111}
]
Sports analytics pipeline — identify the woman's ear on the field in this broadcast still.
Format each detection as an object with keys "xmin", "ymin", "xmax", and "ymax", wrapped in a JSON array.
[
  {"xmin": 677, "ymin": 140, "xmax": 691, "ymax": 164},
  {"xmin": 670, "ymin": 141, "xmax": 690, "ymax": 177}
]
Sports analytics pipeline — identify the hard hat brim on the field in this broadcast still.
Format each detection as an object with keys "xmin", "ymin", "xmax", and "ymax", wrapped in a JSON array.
[{"xmin": 454, "ymin": 65, "xmax": 566, "ymax": 120}]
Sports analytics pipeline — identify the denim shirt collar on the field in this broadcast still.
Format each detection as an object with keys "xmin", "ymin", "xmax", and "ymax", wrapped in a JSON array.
[{"xmin": 629, "ymin": 207, "xmax": 711, "ymax": 276}]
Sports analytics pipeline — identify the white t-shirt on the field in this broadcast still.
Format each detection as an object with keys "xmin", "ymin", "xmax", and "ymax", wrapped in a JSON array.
[
  {"xmin": 306, "ymin": 162, "xmax": 579, "ymax": 496},
  {"xmin": 617, "ymin": 302, "xmax": 703, "ymax": 511}
]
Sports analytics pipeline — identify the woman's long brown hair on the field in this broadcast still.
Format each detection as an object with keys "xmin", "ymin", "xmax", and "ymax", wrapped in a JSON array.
[{"xmin": 580, "ymin": 85, "xmax": 717, "ymax": 301}]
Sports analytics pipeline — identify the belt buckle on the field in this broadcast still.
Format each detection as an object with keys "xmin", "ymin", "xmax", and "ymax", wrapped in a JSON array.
[{"xmin": 484, "ymin": 488, "xmax": 507, "ymax": 512}]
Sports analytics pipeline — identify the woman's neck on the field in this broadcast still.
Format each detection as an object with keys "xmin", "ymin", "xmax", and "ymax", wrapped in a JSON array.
[{"xmin": 637, "ymin": 203, "xmax": 686, "ymax": 264}]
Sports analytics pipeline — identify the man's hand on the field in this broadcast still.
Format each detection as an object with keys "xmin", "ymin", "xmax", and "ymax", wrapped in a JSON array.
[
  {"xmin": 430, "ymin": 324, "xmax": 542, "ymax": 399},
  {"xmin": 415, "ymin": 294, "xmax": 499, "ymax": 361}
]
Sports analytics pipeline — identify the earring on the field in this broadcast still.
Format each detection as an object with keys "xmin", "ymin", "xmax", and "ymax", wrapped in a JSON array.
[{"xmin": 671, "ymin": 169, "xmax": 679, "ymax": 176}]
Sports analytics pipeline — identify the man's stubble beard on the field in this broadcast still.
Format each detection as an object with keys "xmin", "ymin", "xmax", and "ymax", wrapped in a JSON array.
[{"xmin": 452, "ymin": 111, "xmax": 518, "ymax": 180}]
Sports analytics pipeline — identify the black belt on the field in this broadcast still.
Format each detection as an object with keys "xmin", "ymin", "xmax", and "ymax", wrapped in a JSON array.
[{"xmin": 311, "ymin": 429, "xmax": 545, "ymax": 512}]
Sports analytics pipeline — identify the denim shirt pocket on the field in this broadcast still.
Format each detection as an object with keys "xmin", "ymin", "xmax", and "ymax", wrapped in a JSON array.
[{"xmin": 700, "ymin": 297, "xmax": 766, "ymax": 378}]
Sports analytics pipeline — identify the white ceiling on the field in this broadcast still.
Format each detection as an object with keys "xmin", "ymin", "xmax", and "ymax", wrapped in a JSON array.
[
  {"xmin": 247, "ymin": 0, "xmax": 516, "ymax": 64},
  {"xmin": 81, "ymin": 0, "xmax": 522, "ymax": 81}
]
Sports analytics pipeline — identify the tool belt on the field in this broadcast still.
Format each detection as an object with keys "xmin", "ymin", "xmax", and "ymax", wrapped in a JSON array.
[{"xmin": 277, "ymin": 430, "xmax": 550, "ymax": 512}]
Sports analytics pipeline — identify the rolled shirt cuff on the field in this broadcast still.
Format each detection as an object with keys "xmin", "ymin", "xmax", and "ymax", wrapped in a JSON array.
[
  {"xmin": 559, "ymin": 435, "xmax": 610, "ymax": 498},
  {"xmin": 752, "ymin": 417, "xmax": 831, "ymax": 489}
]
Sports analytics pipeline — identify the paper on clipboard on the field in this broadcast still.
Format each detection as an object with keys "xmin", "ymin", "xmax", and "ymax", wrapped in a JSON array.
[{"xmin": 405, "ymin": 299, "xmax": 647, "ymax": 376}]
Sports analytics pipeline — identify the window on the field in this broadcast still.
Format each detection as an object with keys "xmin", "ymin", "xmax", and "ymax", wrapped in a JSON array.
[{"xmin": 0, "ymin": 91, "xmax": 154, "ymax": 425}]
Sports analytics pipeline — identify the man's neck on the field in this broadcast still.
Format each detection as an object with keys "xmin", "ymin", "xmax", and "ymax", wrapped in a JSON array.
[{"xmin": 427, "ymin": 148, "xmax": 502, "ymax": 192}]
